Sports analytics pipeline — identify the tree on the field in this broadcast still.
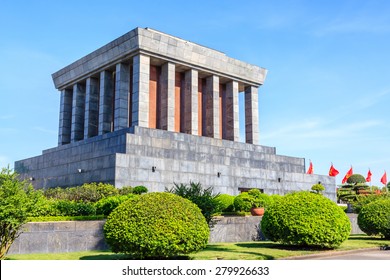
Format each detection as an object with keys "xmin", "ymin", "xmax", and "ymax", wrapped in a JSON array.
[{"xmin": 0, "ymin": 168, "xmax": 40, "ymax": 259}]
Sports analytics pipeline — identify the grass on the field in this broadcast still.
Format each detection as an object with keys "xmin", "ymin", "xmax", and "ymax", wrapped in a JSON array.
[{"xmin": 5, "ymin": 235, "xmax": 390, "ymax": 260}]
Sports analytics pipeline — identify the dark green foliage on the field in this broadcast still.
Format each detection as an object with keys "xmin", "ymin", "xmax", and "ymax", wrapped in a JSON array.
[
  {"xmin": 351, "ymin": 194, "xmax": 390, "ymax": 214},
  {"xmin": 347, "ymin": 174, "xmax": 366, "ymax": 184},
  {"xmin": 104, "ymin": 192, "xmax": 209, "ymax": 259},
  {"xmin": 358, "ymin": 199, "xmax": 390, "ymax": 239},
  {"xmin": 132, "ymin": 186, "xmax": 148, "ymax": 195},
  {"xmin": 214, "ymin": 194, "xmax": 235, "ymax": 212},
  {"xmin": 311, "ymin": 183, "xmax": 325, "ymax": 194},
  {"xmin": 261, "ymin": 191, "xmax": 351, "ymax": 248},
  {"xmin": 95, "ymin": 194, "xmax": 135, "ymax": 216},
  {"xmin": 50, "ymin": 200, "xmax": 96, "ymax": 216},
  {"xmin": 166, "ymin": 182, "xmax": 219, "ymax": 225},
  {"xmin": 44, "ymin": 183, "xmax": 118, "ymax": 202},
  {"xmin": 0, "ymin": 168, "xmax": 42, "ymax": 259}
]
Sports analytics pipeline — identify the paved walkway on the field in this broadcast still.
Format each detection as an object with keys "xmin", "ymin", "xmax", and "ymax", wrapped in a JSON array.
[{"xmin": 285, "ymin": 248, "xmax": 390, "ymax": 260}]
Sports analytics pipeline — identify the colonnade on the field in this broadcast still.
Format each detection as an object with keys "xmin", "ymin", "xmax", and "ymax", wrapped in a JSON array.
[{"xmin": 58, "ymin": 54, "xmax": 259, "ymax": 146}]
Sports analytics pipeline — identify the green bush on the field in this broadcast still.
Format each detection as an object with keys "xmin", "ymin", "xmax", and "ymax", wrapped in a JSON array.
[
  {"xmin": 166, "ymin": 182, "xmax": 219, "ymax": 226},
  {"xmin": 132, "ymin": 186, "xmax": 148, "ymax": 195},
  {"xmin": 358, "ymin": 199, "xmax": 390, "ymax": 239},
  {"xmin": 104, "ymin": 192, "xmax": 209, "ymax": 259},
  {"xmin": 261, "ymin": 191, "xmax": 351, "ymax": 248},
  {"xmin": 50, "ymin": 200, "xmax": 96, "ymax": 216},
  {"xmin": 234, "ymin": 193, "xmax": 253, "ymax": 212},
  {"xmin": 214, "ymin": 194, "xmax": 235, "ymax": 212},
  {"xmin": 95, "ymin": 194, "xmax": 135, "ymax": 216},
  {"xmin": 233, "ymin": 189, "xmax": 271, "ymax": 212},
  {"xmin": 0, "ymin": 168, "xmax": 42, "ymax": 259}
]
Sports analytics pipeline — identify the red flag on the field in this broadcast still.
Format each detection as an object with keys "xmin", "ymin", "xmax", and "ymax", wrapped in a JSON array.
[
  {"xmin": 381, "ymin": 171, "xmax": 387, "ymax": 185},
  {"xmin": 307, "ymin": 161, "xmax": 313, "ymax": 174},
  {"xmin": 366, "ymin": 169, "xmax": 372, "ymax": 182},
  {"xmin": 329, "ymin": 164, "xmax": 339, "ymax": 177},
  {"xmin": 342, "ymin": 167, "xmax": 353, "ymax": 184}
]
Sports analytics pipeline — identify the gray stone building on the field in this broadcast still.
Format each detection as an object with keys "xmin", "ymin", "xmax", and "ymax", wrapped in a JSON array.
[{"xmin": 15, "ymin": 27, "xmax": 336, "ymax": 199}]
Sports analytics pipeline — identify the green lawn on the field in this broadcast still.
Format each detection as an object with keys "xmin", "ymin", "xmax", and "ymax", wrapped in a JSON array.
[{"xmin": 5, "ymin": 235, "xmax": 390, "ymax": 260}]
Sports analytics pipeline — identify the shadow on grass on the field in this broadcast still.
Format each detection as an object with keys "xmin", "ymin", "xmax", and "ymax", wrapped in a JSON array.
[
  {"xmin": 348, "ymin": 235, "xmax": 385, "ymax": 241},
  {"xmin": 201, "ymin": 244, "xmax": 275, "ymax": 260},
  {"xmin": 80, "ymin": 254, "xmax": 191, "ymax": 260},
  {"xmin": 234, "ymin": 242, "xmax": 332, "ymax": 252}
]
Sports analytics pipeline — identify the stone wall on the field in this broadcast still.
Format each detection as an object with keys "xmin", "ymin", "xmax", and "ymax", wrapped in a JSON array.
[
  {"xmin": 8, "ymin": 221, "xmax": 108, "ymax": 255},
  {"xmin": 8, "ymin": 214, "xmax": 364, "ymax": 255}
]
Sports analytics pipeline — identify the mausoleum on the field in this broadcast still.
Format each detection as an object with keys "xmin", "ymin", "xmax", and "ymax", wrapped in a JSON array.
[{"xmin": 15, "ymin": 27, "xmax": 336, "ymax": 199}]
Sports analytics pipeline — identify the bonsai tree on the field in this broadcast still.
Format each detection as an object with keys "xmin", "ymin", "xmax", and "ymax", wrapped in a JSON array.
[
  {"xmin": 311, "ymin": 183, "xmax": 325, "ymax": 194},
  {"xmin": 338, "ymin": 174, "xmax": 370, "ymax": 204}
]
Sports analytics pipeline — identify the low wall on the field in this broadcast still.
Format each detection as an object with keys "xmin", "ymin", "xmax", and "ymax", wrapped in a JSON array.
[
  {"xmin": 8, "ymin": 221, "xmax": 108, "ymax": 255},
  {"xmin": 8, "ymin": 214, "xmax": 364, "ymax": 255}
]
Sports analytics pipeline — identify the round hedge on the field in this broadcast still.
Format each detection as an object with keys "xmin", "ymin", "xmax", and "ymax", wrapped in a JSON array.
[
  {"xmin": 357, "ymin": 199, "xmax": 390, "ymax": 239},
  {"xmin": 261, "ymin": 191, "xmax": 351, "ymax": 248},
  {"xmin": 103, "ymin": 192, "xmax": 209, "ymax": 258}
]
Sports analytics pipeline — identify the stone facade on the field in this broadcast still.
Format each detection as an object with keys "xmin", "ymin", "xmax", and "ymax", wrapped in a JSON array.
[{"xmin": 15, "ymin": 27, "xmax": 336, "ymax": 199}]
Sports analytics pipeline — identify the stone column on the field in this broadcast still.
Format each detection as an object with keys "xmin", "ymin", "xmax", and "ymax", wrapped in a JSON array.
[
  {"xmin": 132, "ymin": 54, "xmax": 150, "ymax": 128},
  {"xmin": 184, "ymin": 69, "xmax": 198, "ymax": 135},
  {"xmin": 245, "ymin": 85, "xmax": 259, "ymax": 144},
  {"xmin": 114, "ymin": 63, "xmax": 130, "ymax": 130},
  {"xmin": 225, "ymin": 81, "xmax": 239, "ymax": 141},
  {"xmin": 205, "ymin": 75, "xmax": 220, "ymax": 138},
  {"xmin": 98, "ymin": 70, "xmax": 114, "ymax": 135},
  {"xmin": 160, "ymin": 62, "xmax": 175, "ymax": 131},
  {"xmin": 84, "ymin": 77, "xmax": 99, "ymax": 138},
  {"xmin": 71, "ymin": 83, "xmax": 86, "ymax": 142},
  {"xmin": 58, "ymin": 89, "xmax": 73, "ymax": 145}
]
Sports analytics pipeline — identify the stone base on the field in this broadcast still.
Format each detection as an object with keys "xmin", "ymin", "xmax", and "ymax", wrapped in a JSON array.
[{"xmin": 15, "ymin": 126, "xmax": 335, "ymax": 199}]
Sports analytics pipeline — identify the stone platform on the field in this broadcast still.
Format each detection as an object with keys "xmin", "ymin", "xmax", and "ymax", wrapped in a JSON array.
[{"xmin": 16, "ymin": 126, "xmax": 335, "ymax": 198}]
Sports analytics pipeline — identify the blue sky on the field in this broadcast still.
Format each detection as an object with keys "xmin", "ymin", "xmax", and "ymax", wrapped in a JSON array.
[{"xmin": 1, "ymin": 0, "xmax": 390, "ymax": 186}]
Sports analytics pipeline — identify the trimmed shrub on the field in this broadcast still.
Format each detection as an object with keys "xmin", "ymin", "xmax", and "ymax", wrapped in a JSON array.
[
  {"xmin": 233, "ymin": 192, "xmax": 253, "ymax": 212},
  {"xmin": 261, "ymin": 191, "xmax": 351, "ymax": 248},
  {"xmin": 104, "ymin": 192, "xmax": 209, "ymax": 259},
  {"xmin": 214, "ymin": 194, "xmax": 235, "ymax": 212},
  {"xmin": 347, "ymin": 174, "xmax": 366, "ymax": 185},
  {"xmin": 132, "ymin": 186, "xmax": 148, "ymax": 195},
  {"xmin": 234, "ymin": 189, "xmax": 271, "ymax": 212},
  {"xmin": 166, "ymin": 182, "xmax": 219, "ymax": 225},
  {"xmin": 95, "ymin": 194, "xmax": 135, "ymax": 216},
  {"xmin": 358, "ymin": 199, "xmax": 390, "ymax": 239}
]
